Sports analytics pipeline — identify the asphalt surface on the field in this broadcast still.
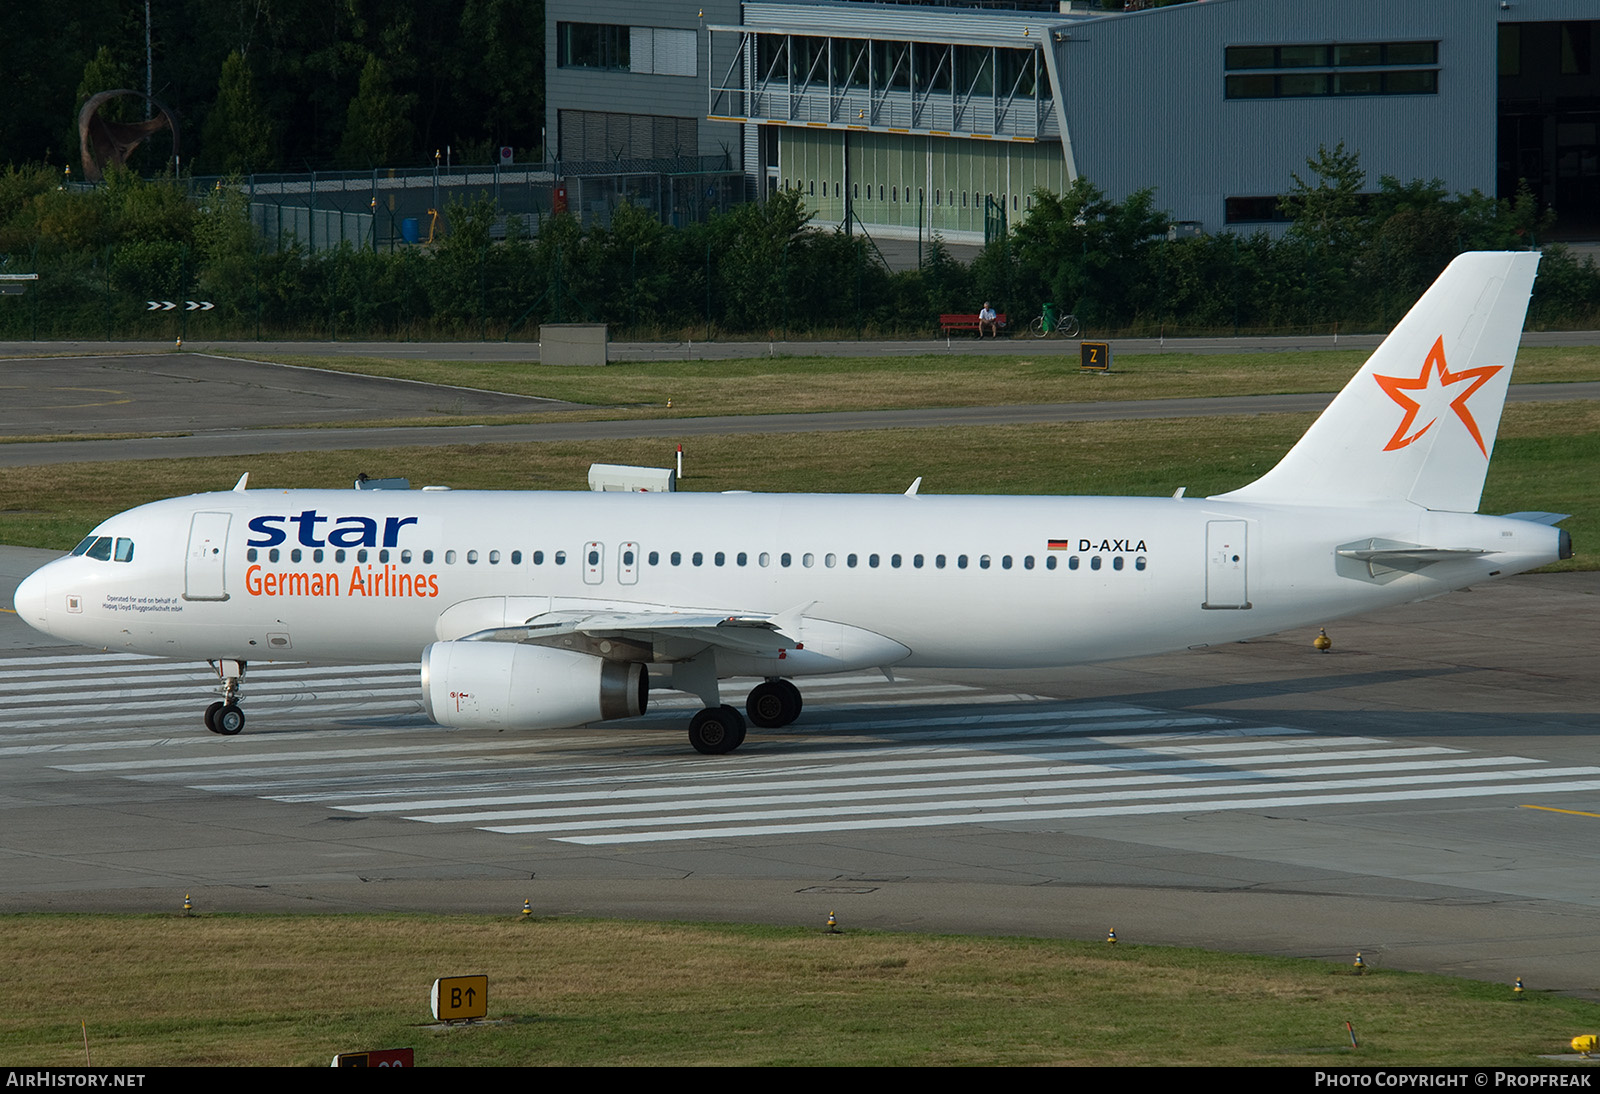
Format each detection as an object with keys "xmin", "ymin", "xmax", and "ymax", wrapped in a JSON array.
[
  {"xmin": 2, "ymin": 345, "xmax": 1599, "ymax": 998},
  {"xmin": 4, "ymin": 330, "xmax": 1599, "ymax": 363},
  {"xmin": 0, "ymin": 351, "xmax": 1596, "ymax": 467}
]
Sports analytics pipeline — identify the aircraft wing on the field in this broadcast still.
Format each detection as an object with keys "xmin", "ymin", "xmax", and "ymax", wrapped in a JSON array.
[{"xmin": 459, "ymin": 606, "xmax": 805, "ymax": 657}]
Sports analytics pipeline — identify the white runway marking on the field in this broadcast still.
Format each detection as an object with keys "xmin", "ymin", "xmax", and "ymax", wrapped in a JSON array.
[{"xmin": 3, "ymin": 650, "xmax": 1593, "ymax": 848}]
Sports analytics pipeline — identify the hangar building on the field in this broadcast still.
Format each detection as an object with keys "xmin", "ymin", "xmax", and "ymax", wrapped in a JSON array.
[{"xmin": 545, "ymin": 0, "xmax": 1600, "ymax": 242}]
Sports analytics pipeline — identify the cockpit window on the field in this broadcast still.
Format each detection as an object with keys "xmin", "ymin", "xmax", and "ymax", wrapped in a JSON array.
[{"xmin": 72, "ymin": 534, "xmax": 135, "ymax": 562}]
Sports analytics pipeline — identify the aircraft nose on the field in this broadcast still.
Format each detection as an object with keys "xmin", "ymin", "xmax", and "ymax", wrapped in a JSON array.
[{"xmin": 12, "ymin": 565, "xmax": 51, "ymax": 635}]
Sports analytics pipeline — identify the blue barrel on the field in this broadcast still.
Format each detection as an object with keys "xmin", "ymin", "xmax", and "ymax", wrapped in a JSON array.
[{"xmin": 401, "ymin": 217, "xmax": 420, "ymax": 244}]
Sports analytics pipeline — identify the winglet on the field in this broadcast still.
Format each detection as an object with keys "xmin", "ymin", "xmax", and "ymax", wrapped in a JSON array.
[
  {"xmin": 1215, "ymin": 251, "xmax": 1540, "ymax": 513},
  {"xmin": 232, "ymin": 472, "xmax": 250, "ymax": 492},
  {"xmin": 904, "ymin": 477, "xmax": 923, "ymax": 497}
]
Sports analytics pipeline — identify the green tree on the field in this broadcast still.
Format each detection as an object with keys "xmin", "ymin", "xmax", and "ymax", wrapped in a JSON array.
[
  {"xmin": 337, "ymin": 55, "xmax": 416, "ymax": 169},
  {"xmin": 201, "ymin": 52, "xmax": 276, "ymax": 175}
]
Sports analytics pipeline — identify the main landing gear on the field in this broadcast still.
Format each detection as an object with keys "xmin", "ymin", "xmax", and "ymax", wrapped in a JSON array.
[
  {"xmin": 204, "ymin": 659, "xmax": 247, "ymax": 736},
  {"xmin": 685, "ymin": 679, "xmax": 803, "ymax": 755},
  {"xmin": 746, "ymin": 678, "xmax": 802, "ymax": 729}
]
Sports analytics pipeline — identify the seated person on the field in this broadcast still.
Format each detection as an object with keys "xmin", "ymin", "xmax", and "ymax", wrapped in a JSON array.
[{"xmin": 978, "ymin": 302, "xmax": 998, "ymax": 337}]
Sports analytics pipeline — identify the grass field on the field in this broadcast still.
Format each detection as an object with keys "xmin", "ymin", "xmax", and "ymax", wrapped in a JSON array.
[
  {"xmin": 250, "ymin": 344, "xmax": 1600, "ymax": 423},
  {"xmin": 2, "ymin": 914, "xmax": 1596, "ymax": 1067},
  {"xmin": 2, "ymin": 402, "xmax": 1593, "ymax": 569}
]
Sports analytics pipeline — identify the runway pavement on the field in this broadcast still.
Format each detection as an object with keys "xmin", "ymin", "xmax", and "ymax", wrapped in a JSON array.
[{"xmin": 2, "ymin": 550, "xmax": 1598, "ymax": 994}]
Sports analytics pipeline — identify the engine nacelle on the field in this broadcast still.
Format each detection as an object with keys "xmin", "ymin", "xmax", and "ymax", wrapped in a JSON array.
[{"xmin": 420, "ymin": 641, "xmax": 647, "ymax": 730}]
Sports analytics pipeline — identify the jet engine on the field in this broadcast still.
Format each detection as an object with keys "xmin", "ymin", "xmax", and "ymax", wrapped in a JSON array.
[{"xmin": 420, "ymin": 641, "xmax": 647, "ymax": 730}]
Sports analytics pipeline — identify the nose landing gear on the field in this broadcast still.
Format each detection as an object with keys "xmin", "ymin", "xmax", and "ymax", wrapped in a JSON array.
[{"xmin": 204, "ymin": 660, "xmax": 247, "ymax": 735}]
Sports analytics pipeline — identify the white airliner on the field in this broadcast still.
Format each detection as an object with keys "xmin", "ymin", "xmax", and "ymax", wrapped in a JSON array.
[{"xmin": 11, "ymin": 252, "xmax": 1570, "ymax": 754}]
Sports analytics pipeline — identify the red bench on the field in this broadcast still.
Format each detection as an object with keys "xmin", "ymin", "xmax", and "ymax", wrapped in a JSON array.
[{"xmin": 939, "ymin": 312, "xmax": 1007, "ymax": 336}]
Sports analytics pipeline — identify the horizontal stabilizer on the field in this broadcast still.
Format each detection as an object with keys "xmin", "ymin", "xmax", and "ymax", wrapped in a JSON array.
[{"xmin": 1336, "ymin": 537, "xmax": 1493, "ymax": 577}]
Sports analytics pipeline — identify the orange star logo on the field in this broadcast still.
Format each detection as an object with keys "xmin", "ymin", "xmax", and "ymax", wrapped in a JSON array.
[{"xmin": 1372, "ymin": 336, "xmax": 1503, "ymax": 457}]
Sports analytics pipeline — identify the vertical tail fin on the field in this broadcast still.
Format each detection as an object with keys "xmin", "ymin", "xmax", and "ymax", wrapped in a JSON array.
[{"xmin": 1216, "ymin": 251, "xmax": 1540, "ymax": 513}]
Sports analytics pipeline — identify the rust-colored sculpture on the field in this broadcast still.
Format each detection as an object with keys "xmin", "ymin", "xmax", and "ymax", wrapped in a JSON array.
[{"xmin": 78, "ymin": 90, "xmax": 180, "ymax": 182}]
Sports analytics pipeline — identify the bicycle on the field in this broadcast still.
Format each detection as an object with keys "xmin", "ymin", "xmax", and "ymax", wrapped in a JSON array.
[{"xmin": 1029, "ymin": 308, "xmax": 1081, "ymax": 338}]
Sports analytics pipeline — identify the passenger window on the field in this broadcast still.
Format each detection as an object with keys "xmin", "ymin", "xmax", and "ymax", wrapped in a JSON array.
[
  {"xmin": 446, "ymin": 550, "xmax": 457, "ymax": 564},
  {"xmin": 1024, "ymin": 555, "xmax": 1035, "ymax": 570},
  {"xmin": 114, "ymin": 538, "xmax": 134, "ymax": 562},
  {"xmin": 86, "ymin": 537, "xmax": 113, "ymax": 561},
  {"xmin": 468, "ymin": 550, "xmax": 479, "ymax": 565},
  {"xmin": 511, "ymin": 550, "xmax": 522, "ymax": 565},
  {"xmin": 268, "ymin": 548, "xmax": 280, "ymax": 563},
  {"xmin": 869, "ymin": 554, "xmax": 880, "ymax": 568},
  {"xmin": 671, "ymin": 551, "xmax": 682, "ymax": 566},
  {"xmin": 692, "ymin": 552, "xmax": 703, "ymax": 566},
  {"xmin": 1136, "ymin": 556, "xmax": 1147, "ymax": 571},
  {"xmin": 647, "ymin": 551, "xmax": 657, "ymax": 565},
  {"xmin": 979, "ymin": 555, "xmax": 991, "ymax": 570},
  {"xmin": 358, "ymin": 549, "xmax": 369, "ymax": 563},
  {"xmin": 247, "ymin": 548, "xmax": 258, "ymax": 562},
  {"xmin": 802, "ymin": 553, "xmax": 814, "ymax": 567},
  {"xmin": 401, "ymin": 550, "xmax": 412, "ymax": 564},
  {"xmin": 935, "ymin": 554, "xmax": 946, "ymax": 569},
  {"xmin": 781, "ymin": 553, "xmax": 792, "ymax": 567},
  {"xmin": 737, "ymin": 552, "xmax": 748, "ymax": 566},
  {"xmin": 1068, "ymin": 556, "xmax": 1079, "ymax": 570},
  {"xmin": 315, "ymin": 549, "xmax": 326, "ymax": 563},
  {"xmin": 379, "ymin": 549, "xmax": 390, "ymax": 563},
  {"xmin": 1113, "ymin": 556, "xmax": 1124, "ymax": 571},
  {"xmin": 847, "ymin": 554, "xmax": 858, "ymax": 567},
  {"xmin": 958, "ymin": 555, "xmax": 969, "ymax": 569},
  {"xmin": 291, "ymin": 548, "xmax": 302, "ymax": 563},
  {"xmin": 1002, "ymin": 556, "xmax": 1013, "ymax": 570},
  {"xmin": 555, "ymin": 551, "xmax": 567, "ymax": 565},
  {"xmin": 1091, "ymin": 556, "xmax": 1102, "ymax": 571},
  {"xmin": 1046, "ymin": 555, "xmax": 1057, "ymax": 571},
  {"xmin": 825, "ymin": 553, "xmax": 836, "ymax": 567},
  {"xmin": 759, "ymin": 552, "xmax": 771, "ymax": 567},
  {"xmin": 423, "ymin": 550, "xmax": 434, "ymax": 564},
  {"xmin": 714, "ymin": 551, "xmax": 725, "ymax": 566},
  {"xmin": 623, "ymin": 549, "xmax": 635, "ymax": 565},
  {"xmin": 585, "ymin": 549, "xmax": 597, "ymax": 566}
]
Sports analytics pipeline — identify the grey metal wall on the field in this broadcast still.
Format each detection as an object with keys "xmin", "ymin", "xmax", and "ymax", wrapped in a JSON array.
[
  {"xmin": 1053, "ymin": 0, "xmax": 1502, "ymax": 233},
  {"xmin": 545, "ymin": 0, "xmax": 746, "ymax": 168}
]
